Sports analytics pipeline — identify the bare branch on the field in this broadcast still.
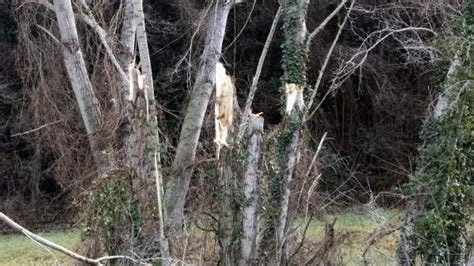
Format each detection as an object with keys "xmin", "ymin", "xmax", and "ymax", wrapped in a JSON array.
[
  {"xmin": 80, "ymin": 0, "xmax": 130, "ymax": 85},
  {"xmin": 0, "ymin": 213, "xmax": 148, "ymax": 265},
  {"xmin": 306, "ymin": 0, "xmax": 348, "ymax": 50},
  {"xmin": 304, "ymin": 0, "xmax": 355, "ymax": 122},
  {"xmin": 11, "ymin": 120, "xmax": 63, "ymax": 137},
  {"xmin": 330, "ymin": 26, "xmax": 437, "ymax": 90},
  {"xmin": 237, "ymin": 4, "xmax": 282, "ymax": 141}
]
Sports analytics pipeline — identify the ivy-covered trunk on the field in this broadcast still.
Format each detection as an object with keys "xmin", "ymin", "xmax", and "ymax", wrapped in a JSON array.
[
  {"xmin": 260, "ymin": 0, "xmax": 309, "ymax": 264},
  {"xmin": 398, "ymin": 2, "xmax": 473, "ymax": 264}
]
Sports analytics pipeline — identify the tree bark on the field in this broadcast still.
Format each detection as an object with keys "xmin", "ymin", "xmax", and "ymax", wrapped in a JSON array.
[
  {"xmin": 165, "ymin": 1, "xmax": 233, "ymax": 231},
  {"xmin": 53, "ymin": 0, "xmax": 102, "ymax": 162},
  {"xmin": 136, "ymin": 0, "xmax": 171, "ymax": 261},
  {"xmin": 218, "ymin": 146, "xmax": 235, "ymax": 265},
  {"xmin": 260, "ymin": 0, "xmax": 309, "ymax": 264},
  {"xmin": 240, "ymin": 115, "xmax": 264, "ymax": 265},
  {"xmin": 397, "ymin": 54, "xmax": 463, "ymax": 265}
]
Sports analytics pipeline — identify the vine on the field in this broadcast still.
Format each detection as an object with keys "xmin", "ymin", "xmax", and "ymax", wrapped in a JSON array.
[{"xmin": 401, "ymin": 2, "xmax": 473, "ymax": 263}]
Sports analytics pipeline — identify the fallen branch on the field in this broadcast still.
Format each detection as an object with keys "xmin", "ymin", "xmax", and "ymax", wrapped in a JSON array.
[{"xmin": 0, "ymin": 212, "xmax": 148, "ymax": 265}]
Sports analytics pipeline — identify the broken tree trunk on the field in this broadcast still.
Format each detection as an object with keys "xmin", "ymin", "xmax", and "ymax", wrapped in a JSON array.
[
  {"xmin": 136, "ymin": 0, "xmax": 170, "ymax": 260},
  {"xmin": 240, "ymin": 115, "xmax": 264, "ymax": 265},
  {"xmin": 164, "ymin": 0, "xmax": 234, "ymax": 231},
  {"xmin": 259, "ymin": 0, "xmax": 309, "ymax": 264}
]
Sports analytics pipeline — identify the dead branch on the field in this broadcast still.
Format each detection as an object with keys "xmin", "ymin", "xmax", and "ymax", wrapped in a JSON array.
[
  {"xmin": 0, "ymin": 212, "xmax": 149, "ymax": 265},
  {"xmin": 306, "ymin": 0, "xmax": 348, "ymax": 49},
  {"xmin": 305, "ymin": 218, "xmax": 337, "ymax": 265},
  {"xmin": 237, "ymin": 4, "xmax": 282, "ymax": 142},
  {"xmin": 304, "ymin": 0, "xmax": 355, "ymax": 122},
  {"xmin": 11, "ymin": 120, "xmax": 63, "ymax": 137},
  {"xmin": 362, "ymin": 224, "xmax": 401, "ymax": 257}
]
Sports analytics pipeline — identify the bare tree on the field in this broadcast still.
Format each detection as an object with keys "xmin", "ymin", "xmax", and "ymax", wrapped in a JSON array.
[
  {"xmin": 164, "ymin": 0, "xmax": 239, "ymax": 231},
  {"xmin": 53, "ymin": 0, "xmax": 102, "ymax": 162}
]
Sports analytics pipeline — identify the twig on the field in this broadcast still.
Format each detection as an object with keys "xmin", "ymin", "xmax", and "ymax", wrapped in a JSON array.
[
  {"xmin": 0, "ymin": 213, "xmax": 149, "ymax": 265},
  {"xmin": 306, "ymin": 0, "xmax": 348, "ymax": 49},
  {"xmin": 362, "ymin": 224, "xmax": 400, "ymax": 257},
  {"xmin": 288, "ymin": 213, "xmax": 314, "ymax": 261},
  {"xmin": 11, "ymin": 120, "xmax": 63, "ymax": 137},
  {"xmin": 304, "ymin": 0, "xmax": 355, "ymax": 122},
  {"xmin": 305, "ymin": 132, "xmax": 328, "ymax": 176},
  {"xmin": 237, "ymin": 4, "xmax": 282, "ymax": 141},
  {"xmin": 304, "ymin": 218, "xmax": 337, "ymax": 265}
]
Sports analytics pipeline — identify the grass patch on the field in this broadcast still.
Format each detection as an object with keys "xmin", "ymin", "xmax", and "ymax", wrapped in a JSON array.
[
  {"xmin": 0, "ymin": 208, "xmax": 470, "ymax": 265},
  {"xmin": 0, "ymin": 228, "xmax": 80, "ymax": 265},
  {"xmin": 292, "ymin": 208, "xmax": 403, "ymax": 265}
]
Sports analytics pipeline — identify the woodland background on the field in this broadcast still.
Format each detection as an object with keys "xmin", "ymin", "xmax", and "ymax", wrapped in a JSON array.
[{"xmin": 0, "ymin": 0, "xmax": 471, "ymax": 265}]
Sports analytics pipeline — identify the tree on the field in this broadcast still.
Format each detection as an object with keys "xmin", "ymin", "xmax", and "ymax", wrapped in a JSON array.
[
  {"xmin": 398, "ymin": 2, "xmax": 473, "ymax": 264},
  {"xmin": 164, "ymin": 0, "xmax": 239, "ymax": 231},
  {"xmin": 52, "ymin": 0, "xmax": 168, "ymax": 260}
]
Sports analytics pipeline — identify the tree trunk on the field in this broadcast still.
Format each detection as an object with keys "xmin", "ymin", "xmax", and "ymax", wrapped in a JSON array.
[
  {"xmin": 240, "ymin": 115, "xmax": 264, "ymax": 265},
  {"xmin": 53, "ymin": 0, "xmax": 102, "ymax": 162},
  {"xmin": 218, "ymin": 146, "xmax": 235, "ymax": 265},
  {"xmin": 164, "ymin": 1, "xmax": 233, "ymax": 231},
  {"xmin": 397, "ymin": 55, "xmax": 464, "ymax": 265},
  {"xmin": 136, "ymin": 0, "xmax": 170, "ymax": 261},
  {"xmin": 260, "ymin": 0, "xmax": 309, "ymax": 264}
]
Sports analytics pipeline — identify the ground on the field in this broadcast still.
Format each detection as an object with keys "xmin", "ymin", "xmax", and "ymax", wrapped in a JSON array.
[
  {"xmin": 0, "ymin": 209, "xmax": 471, "ymax": 265},
  {"xmin": 0, "ymin": 228, "xmax": 79, "ymax": 265}
]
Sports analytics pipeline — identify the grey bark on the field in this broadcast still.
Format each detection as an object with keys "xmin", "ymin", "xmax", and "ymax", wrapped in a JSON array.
[
  {"xmin": 118, "ymin": 0, "xmax": 138, "ymax": 104},
  {"xmin": 165, "ymin": 1, "xmax": 233, "ymax": 231},
  {"xmin": 136, "ymin": 0, "xmax": 171, "ymax": 261},
  {"xmin": 218, "ymin": 147, "xmax": 235, "ymax": 265},
  {"xmin": 53, "ymin": 0, "xmax": 101, "ymax": 162},
  {"xmin": 240, "ymin": 115, "xmax": 264, "ymax": 265},
  {"xmin": 276, "ymin": 112, "xmax": 302, "ymax": 265}
]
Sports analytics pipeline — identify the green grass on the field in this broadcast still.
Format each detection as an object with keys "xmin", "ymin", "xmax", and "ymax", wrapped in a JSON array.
[
  {"xmin": 0, "ymin": 209, "xmax": 470, "ymax": 265},
  {"xmin": 0, "ymin": 229, "xmax": 80, "ymax": 266},
  {"xmin": 293, "ymin": 208, "xmax": 403, "ymax": 265}
]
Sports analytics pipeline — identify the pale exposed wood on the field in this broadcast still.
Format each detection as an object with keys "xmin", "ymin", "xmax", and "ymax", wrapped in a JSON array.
[{"xmin": 165, "ymin": 0, "xmax": 235, "ymax": 231}]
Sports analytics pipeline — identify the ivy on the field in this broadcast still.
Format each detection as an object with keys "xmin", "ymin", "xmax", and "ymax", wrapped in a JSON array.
[
  {"xmin": 81, "ymin": 173, "xmax": 142, "ymax": 255},
  {"xmin": 401, "ymin": 3, "xmax": 473, "ymax": 263}
]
